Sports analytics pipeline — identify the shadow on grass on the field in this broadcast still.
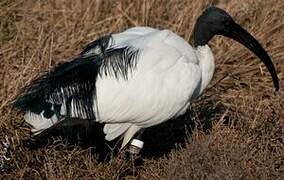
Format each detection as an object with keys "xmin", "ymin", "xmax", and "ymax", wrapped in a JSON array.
[{"xmin": 23, "ymin": 100, "xmax": 226, "ymax": 162}]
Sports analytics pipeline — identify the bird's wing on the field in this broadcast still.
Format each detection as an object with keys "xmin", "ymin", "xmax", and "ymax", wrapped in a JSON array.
[{"xmin": 12, "ymin": 34, "xmax": 139, "ymax": 134}]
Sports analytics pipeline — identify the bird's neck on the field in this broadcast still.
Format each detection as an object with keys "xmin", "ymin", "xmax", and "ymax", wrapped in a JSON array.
[{"xmin": 194, "ymin": 45, "xmax": 215, "ymax": 98}]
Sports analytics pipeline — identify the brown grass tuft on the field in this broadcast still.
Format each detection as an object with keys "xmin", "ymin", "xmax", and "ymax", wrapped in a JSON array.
[{"xmin": 0, "ymin": 0, "xmax": 283, "ymax": 179}]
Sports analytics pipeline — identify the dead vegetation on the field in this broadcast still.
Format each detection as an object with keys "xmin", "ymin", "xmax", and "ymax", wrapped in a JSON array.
[{"xmin": 0, "ymin": 0, "xmax": 283, "ymax": 179}]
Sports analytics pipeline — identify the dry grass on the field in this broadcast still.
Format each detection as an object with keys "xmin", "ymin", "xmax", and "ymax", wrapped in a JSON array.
[{"xmin": 0, "ymin": 0, "xmax": 283, "ymax": 179}]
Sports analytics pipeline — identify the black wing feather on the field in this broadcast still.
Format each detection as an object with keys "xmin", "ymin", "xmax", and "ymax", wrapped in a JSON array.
[
  {"xmin": 13, "ymin": 55, "xmax": 101, "ymax": 119},
  {"xmin": 12, "ymin": 35, "xmax": 139, "ymax": 122}
]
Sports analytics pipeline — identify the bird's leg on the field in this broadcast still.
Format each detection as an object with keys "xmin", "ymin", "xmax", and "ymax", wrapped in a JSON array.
[
  {"xmin": 128, "ymin": 129, "xmax": 144, "ymax": 155},
  {"xmin": 115, "ymin": 128, "xmax": 144, "ymax": 169},
  {"xmin": 127, "ymin": 130, "xmax": 145, "ymax": 175}
]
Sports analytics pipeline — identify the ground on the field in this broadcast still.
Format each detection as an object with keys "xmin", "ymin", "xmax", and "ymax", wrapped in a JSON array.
[{"xmin": 0, "ymin": 0, "xmax": 283, "ymax": 179}]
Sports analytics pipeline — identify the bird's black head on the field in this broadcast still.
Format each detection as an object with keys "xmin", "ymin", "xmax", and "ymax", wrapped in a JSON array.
[
  {"xmin": 193, "ymin": 6, "xmax": 279, "ymax": 91},
  {"xmin": 193, "ymin": 7, "xmax": 234, "ymax": 46}
]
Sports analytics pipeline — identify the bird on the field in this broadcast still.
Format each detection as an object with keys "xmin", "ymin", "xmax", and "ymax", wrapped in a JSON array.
[{"xmin": 12, "ymin": 6, "xmax": 279, "ymax": 154}]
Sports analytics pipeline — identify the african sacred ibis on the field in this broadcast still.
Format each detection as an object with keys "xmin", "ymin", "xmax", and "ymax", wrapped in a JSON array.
[{"xmin": 13, "ymin": 6, "xmax": 279, "ymax": 154}]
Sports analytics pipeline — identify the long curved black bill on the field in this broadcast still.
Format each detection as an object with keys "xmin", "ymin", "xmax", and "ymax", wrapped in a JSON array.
[{"xmin": 222, "ymin": 22, "xmax": 279, "ymax": 91}]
